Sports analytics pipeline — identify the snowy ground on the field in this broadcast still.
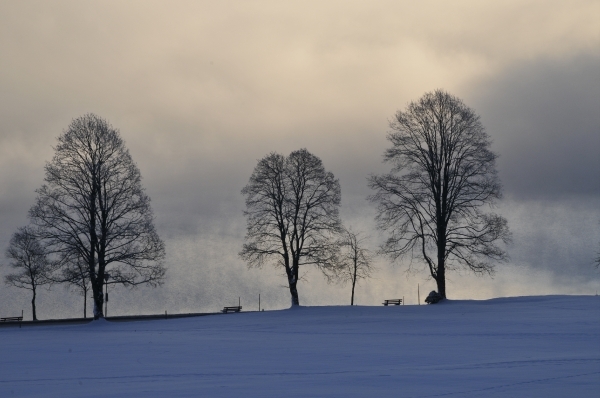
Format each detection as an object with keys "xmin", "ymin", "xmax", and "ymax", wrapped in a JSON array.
[{"xmin": 1, "ymin": 295, "xmax": 598, "ymax": 397}]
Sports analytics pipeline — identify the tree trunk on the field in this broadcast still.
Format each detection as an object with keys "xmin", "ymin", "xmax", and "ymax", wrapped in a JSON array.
[
  {"xmin": 351, "ymin": 263, "xmax": 357, "ymax": 306},
  {"xmin": 31, "ymin": 287, "xmax": 37, "ymax": 321},
  {"xmin": 436, "ymin": 264, "xmax": 446, "ymax": 299},
  {"xmin": 289, "ymin": 280, "xmax": 300, "ymax": 306},
  {"xmin": 83, "ymin": 290, "xmax": 87, "ymax": 319},
  {"xmin": 92, "ymin": 279, "xmax": 104, "ymax": 319},
  {"xmin": 436, "ymin": 223, "xmax": 447, "ymax": 299},
  {"xmin": 287, "ymin": 258, "xmax": 300, "ymax": 307},
  {"xmin": 89, "ymin": 186, "xmax": 103, "ymax": 319}
]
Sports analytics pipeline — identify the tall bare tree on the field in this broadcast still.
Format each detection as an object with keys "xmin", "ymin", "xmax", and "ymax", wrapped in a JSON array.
[
  {"xmin": 29, "ymin": 114, "xmax": 166, "ymax": 319},
  {"xmin": 369, "ymin": 90, "xmax": 510, "ymax": 299},
  {"xmin": 240, "ymin": 149, "xmax": 342, "ymax": 306},
  {"xmin": 4, "ymin": 226, "xmax": 56, "ymax": 320},
  {"xmin": 336, "ymin": 227, "xmax": 375, "ymax": 306}
]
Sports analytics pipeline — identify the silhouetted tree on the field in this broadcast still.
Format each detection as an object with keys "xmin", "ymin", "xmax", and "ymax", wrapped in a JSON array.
[
  {"xmin": 4, "ymin": 226, "xmax": 56, "ymax": 320},
  {"xmin": 59, "ymin": 256, "xmax": 92, "ymax": 318},
  {"xmin": 240, "ymin": 149, "xmax": 341, "ymax": 306},
  {"xmin": 369, "ymin": 90, "xmax": 510, "ymax": 299},
  {"xmin": 29, "ymin": 114, "xmax": 165, "ymax": 319},
  {"xmin": 336, "ymin": 227, "xmax": 375, "ymax": 305}
]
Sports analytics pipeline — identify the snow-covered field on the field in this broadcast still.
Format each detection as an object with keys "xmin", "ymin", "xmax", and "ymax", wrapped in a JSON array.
[{"xmin": 1, "ymin": 295, "xmax": 598, "ymax": 397}]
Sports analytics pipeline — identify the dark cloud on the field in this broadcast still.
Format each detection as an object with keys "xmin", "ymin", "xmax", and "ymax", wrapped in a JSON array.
[
  {"xmin": 461, "ymin": 54, "xmax": 600, "ymax": 282},
  {"xmin": 467, "ymin": 54, "xmax": 600, "ymax": 200}
]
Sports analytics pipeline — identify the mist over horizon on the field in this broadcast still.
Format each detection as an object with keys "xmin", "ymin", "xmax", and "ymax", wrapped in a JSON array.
[{"xmin": 1, "ymin": 1, "xmax": 598, "ymax": 319}]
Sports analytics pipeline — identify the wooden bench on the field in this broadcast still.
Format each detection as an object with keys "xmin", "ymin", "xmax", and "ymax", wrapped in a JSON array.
[
  {"xmin": 382, "ymin": 299, "xmax": 402, "ymax": 306},
  {"xmin": 1, "ymin": 310, "xmax": 23, "ymax": 322},
  {"xmin": 0, "ymin": 316, "xmax": 23, "ymax": 322},
  {"xmin": 222, "ymin": 306, "xmax": 242, "ymax": 313}
]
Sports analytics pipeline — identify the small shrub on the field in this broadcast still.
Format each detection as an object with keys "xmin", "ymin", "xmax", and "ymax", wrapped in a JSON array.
[{"xmin": 425, "ymin": 291, "xmax": 443, "ymax": 304}]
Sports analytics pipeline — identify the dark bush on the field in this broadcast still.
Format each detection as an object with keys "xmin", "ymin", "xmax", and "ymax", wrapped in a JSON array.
[{"xmin": 425, "ymin": 291, "xmax": 443, "ymax": 304}]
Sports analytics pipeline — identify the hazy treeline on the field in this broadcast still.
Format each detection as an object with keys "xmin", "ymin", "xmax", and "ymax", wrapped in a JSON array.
[{"xmin": 4, "ymin": 90, "xmax": 519, "ymax": 319}]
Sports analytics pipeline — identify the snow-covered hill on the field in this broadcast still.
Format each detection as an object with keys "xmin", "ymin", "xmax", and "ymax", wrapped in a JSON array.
[{"xmin": 1, "ymin": 295, "xmax": 598, "ymax": 397}]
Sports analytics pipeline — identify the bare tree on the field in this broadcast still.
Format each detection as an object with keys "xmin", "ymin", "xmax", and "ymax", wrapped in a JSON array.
[
  {"xmin": 29, "ymin": 114, "xmax": 166, "ymax": 319},
  {"xmin": 59, "ymin": 256, "xmax": 92, "ymax": 318},
  {"xmin": 369, "ymin": 90, "xmax": 510, "ymax": 299},
  {"xmin": 240, "ymin": 149, "xmax": 342, "ymax": 306},
  {"xmin": 336, "ymin": 227, "xmax": 375, "ymax": 305},
  {"xmin": 4, "ymin": 227, "xmax": 56, "ymax": 320}
]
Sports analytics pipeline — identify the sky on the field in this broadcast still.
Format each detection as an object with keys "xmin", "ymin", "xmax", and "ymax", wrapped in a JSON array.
[{"xmin": 0, "ymin": 1, "xmax": 598, "ymax": 319}]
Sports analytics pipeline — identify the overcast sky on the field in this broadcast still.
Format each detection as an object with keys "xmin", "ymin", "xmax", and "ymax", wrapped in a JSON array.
[{"xmin": 1, "ymin": 1, "xmax": 598, "ymax": 318}]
